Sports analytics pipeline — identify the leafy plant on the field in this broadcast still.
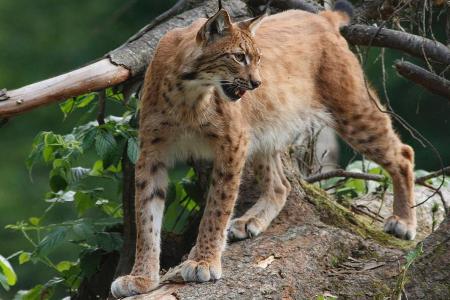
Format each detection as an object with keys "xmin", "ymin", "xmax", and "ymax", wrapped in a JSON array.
[
  {"xmin": 5, "ymin": 89, "xmax": 203, "ymax": 299},
  {"xmin": 394, "ymin": 242, "xmax": 424, "ymax": 300}
]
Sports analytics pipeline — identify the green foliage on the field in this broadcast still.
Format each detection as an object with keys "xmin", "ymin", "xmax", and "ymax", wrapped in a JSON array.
[
  {"xmin": 0, "ymin": 255, "xmax": 17, "ymax": 291},
  {"xmin": 394, "ymin": 243, "xmax": 424, "ymax": 299},
  {"xmin": 317, "ymin": 160, "xmax": 390, "ymax": 204},
  {"xmin": 6, "ymin": 89, "xmax": 203, "ymax": 299}
]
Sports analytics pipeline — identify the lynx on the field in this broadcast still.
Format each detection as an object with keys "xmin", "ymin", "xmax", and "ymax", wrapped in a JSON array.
[{"xmin": 111, "ymin": 1, "xmax": 416, "ymax": 297}]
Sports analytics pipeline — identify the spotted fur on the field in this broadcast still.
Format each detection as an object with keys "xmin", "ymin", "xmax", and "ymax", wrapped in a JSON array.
[{"xmin": 111, "ymin": 3, "xmax": 416, "ymax": 297}]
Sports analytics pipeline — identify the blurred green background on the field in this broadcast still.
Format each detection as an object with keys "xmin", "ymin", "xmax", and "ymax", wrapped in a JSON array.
[{"xmin": 0, "ymin": 0, "xmax": 448, "ymax": 298}]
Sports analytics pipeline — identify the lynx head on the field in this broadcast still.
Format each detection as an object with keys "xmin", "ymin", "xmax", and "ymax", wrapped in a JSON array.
[{"xmin": 182, "ymin": 9, "xmax": 266, "ymax": 101}]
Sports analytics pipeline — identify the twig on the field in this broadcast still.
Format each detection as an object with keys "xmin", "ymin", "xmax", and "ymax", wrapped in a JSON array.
[
  {"xmin": 97, "ymin": 90, "xmax": 106, "ymax": 125},
  {"xmin": 417, "ymin": 182, "xmax": 448, "ymax": 213},
  {"xmin": 306, "ymin": 166, "xmax": 450, "ymax": 185},
  {"xmin": 305, "ymin": 169, "xmax": 384, "ymax": 183},
  {"xmin": 394, "ymin": 60, "xmax": 450, "ymax": 100},
  {"xmin": 415, "ymin": 166, "xmax": 450, "ymax": 184},
  {"xmin": 351, "ymin": 204, "xmax": 385, "ymax": 222}
]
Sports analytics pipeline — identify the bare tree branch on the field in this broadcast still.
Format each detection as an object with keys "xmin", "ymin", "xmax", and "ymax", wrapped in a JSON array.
[
  {"xmin": 306, "ymin": 166, "xmax": 450, "ymax": 185},
  {"xmin": 341, "ymin": 25, "xmax": 450, "ymax": 65},
  {"xmin": 415, "ymin": 166, "xmax": 450, "ymax": 184},
  {"xmin": 305, "ymin": 169, "xmax": 385, "ymax": 183},
  {"xmin": 0, "ymin": 60, "xmax": 129, "ymax": 118},
  {"xmin": 394, "ymin": 60, "xmax": 450, "ymax": 100}
]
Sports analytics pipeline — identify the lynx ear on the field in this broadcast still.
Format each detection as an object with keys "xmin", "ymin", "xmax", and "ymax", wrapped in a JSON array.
[
  {"xmin": 238, "ymin": 14, "xmax": 266, "ymax": 36},
  {"xmin": 197, "ymin": 9, "xmax": 233, "ymax": 45},
  {"xmin": 239, "ymin": 0, "xmax": 270, "ymax": 36}
]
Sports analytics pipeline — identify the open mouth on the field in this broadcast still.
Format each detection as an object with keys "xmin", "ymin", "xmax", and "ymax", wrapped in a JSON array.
[{"xmin": 220, "ymin": 83, "xmax": 246, "ymax": 101}]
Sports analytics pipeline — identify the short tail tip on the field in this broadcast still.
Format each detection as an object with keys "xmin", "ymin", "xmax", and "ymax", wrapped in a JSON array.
[{"xmin": 333, "ymin": 0, "xmax": 354, "ymax": 19}]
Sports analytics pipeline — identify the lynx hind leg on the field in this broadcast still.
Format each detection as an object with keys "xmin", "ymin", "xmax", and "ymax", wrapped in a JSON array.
[
  {"xmin": 228, "ymin": 152, "xmax": 291, "ymax": 240},
  {"xmin": 333, "ymin": 91, "xmax": 416, "ymax": 240}
]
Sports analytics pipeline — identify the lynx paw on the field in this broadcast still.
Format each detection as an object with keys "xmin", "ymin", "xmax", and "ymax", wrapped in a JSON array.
[
  {"xmin": 111, "ymin": 275, "xmax": 158, "ymax": 298},
  {"xmin": 384, "ymin": 215, "xmax": 416, "ymax": 240},
  {"xmin": 181, "ymin": 259, "xmax": 222, "ymax": 282},
  {"xmin": 228, "ymin": 217, "xmax": 265, "ymax": 241}
]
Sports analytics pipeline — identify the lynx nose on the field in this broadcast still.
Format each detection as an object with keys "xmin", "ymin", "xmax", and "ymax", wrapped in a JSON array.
[{"xmin": 249, "ymin": 79, "xmax": 261, "ymax": 90}]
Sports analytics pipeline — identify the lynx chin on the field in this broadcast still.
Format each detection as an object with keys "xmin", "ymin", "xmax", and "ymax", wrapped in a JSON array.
[{"xmin": 111, "ymin": 1, "xmax": 416, "ymax": 297}]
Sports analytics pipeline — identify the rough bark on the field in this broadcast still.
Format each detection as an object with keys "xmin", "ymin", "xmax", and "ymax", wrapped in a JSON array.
[
  {"xmin": 394, "ymin": 60, "xmax": 450, "ymax": 100},
  {"xmin": 340, "ymin": 25, "xmax": 450, "ymax": 66},
  {"xmin": 405, "ymin": 212, "xmax": 450, "ymax": 299}
]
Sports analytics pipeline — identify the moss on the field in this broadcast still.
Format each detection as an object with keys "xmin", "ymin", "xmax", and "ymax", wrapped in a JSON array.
[
  {"xmin": 299, "ymin": 180, "xmax": 414, "ymax": 250},
  {"xmin": 371, "ymin": 279, "xmax": 392, "ymax": 300}
]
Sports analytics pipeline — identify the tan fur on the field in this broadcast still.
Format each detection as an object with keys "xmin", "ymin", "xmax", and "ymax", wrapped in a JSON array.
[{"xmin": 111, "ymin": 7, "xmax": 416, "ymax": 298}]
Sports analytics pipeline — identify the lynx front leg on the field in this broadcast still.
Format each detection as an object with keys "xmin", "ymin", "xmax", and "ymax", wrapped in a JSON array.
[
  {"xmin": 181, "ymin": 133, "xmax": 248, "ymax": 282},
  {"xmin": 111, "ymin": 154, "xmax": 168, "ymax": 298},
  {"xmin": 228, "ymin": 152, "xmax": 291, "ymax": 240}
]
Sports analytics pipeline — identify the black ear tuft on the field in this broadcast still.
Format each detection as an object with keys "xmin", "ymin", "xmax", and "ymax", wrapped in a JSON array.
[{"xmin": 333, "ymin": 0, "xmax": 354, "ymax": 19}]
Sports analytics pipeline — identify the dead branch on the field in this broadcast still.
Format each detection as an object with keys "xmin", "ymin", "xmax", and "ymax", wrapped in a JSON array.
[
  {"xmin": 247, "ymin": 0, "xmax": 322, "ymax": 13},
  {"xmin": 415, "ymin": 166, "xmax": 450, "ymax": 184},
  {"xmin": 394, "ymin": 60, "xmax": 450, "ymax": 100},
  {"xmin": 341, "ymin": 25, "xmax": 450, "ymax": 65},
  {"xmin": 305, "ymin": 169, "xmax": 384, "ymax": 183},
  {"xmin": 306, "ymin": 166, "xmax": 450, "ymax": 185},
  {"xmin": 0, "ymin": 60, "xmax": 130, "ymax": 118}
]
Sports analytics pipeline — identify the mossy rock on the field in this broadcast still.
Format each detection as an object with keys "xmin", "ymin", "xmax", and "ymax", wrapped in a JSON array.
[{"xmin": 298, "ymin": 180, "xmax": 414, "ymax": 250}]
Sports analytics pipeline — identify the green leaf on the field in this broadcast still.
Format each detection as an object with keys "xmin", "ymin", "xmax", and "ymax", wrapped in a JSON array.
[
  {"xmin": 76, "ymin": 93, "xmax": 96, "ymax": 108},
  {"xmin": 71, "ymin": 222, "xmax": 95, "ymax": 242},
  {"xmin": 127, "ymin": 137, "xmax": 139, "ymax": 164},
  {"xmin": 13, "ymin": 284, "xmax": 53, "ymax": 300},
  {"xmin": 0, "ymin": 255, "xmax": 17, "ymax": 286},
  {"xmin": 49, "ymin": 173, "xmax": 67, "ymax": 192},
  {"xmin": 93, "ymin": 232, "xmax": 123, "ymax": 252},
  {"xmin": 56, "ymin": 261, "xmax": 74, "ymax": 273},
  {"xmin": 59, "ymin": 98, "xmax": 75, "ymax": 118},
  {"xmin": 18, "ymin": 252, "xmax": 31, "ymax": 265},
  {"xmin": 95, "ymin": 129, "xmax": 117, "ymax": 159},
  {"xmin": 42, "ymin": 146, "xmax": 54, "ymax": 162},
  {"xmin": 81, "ymin": 127, "xmax": 97, "ymax": 150},
  {"xmin": 28, "ymin": 217, "xmax": 40, "ymax": 226},
  {"xmin": 36, "ymin": 227, "xmax": 67, "ymax": 256},
  {"xmin": 0, "ymin": 273, "xmax": 9, "ymax": 291},
  {"xmin": 89, "ymin": 160, "xmax": 104, "ymax": 176},
  {"xmin": 74, "ymin": 192, "xmax": 95, "ymax": 216}
]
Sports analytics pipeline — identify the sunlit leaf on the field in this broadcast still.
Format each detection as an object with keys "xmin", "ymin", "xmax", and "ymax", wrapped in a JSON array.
[
  {"xmin": 0, "ymin": 255, "xmax": 17, "ymax": 286},
  {"xmin": 18, "ymin": 252, "xmax": 31, "ymax": 265},
  {"xmin": 56, "ymin": 261, "xmax": 74, "ymax": 273},
  {"xmin": 28, "ymin": 217, "xmax": 40, "ymax": 226}
]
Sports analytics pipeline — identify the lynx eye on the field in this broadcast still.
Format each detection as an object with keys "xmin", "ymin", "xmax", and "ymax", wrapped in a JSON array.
[{"xmin": 233, "ymin": 53, "xmax": 247, "ymax": 64}]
